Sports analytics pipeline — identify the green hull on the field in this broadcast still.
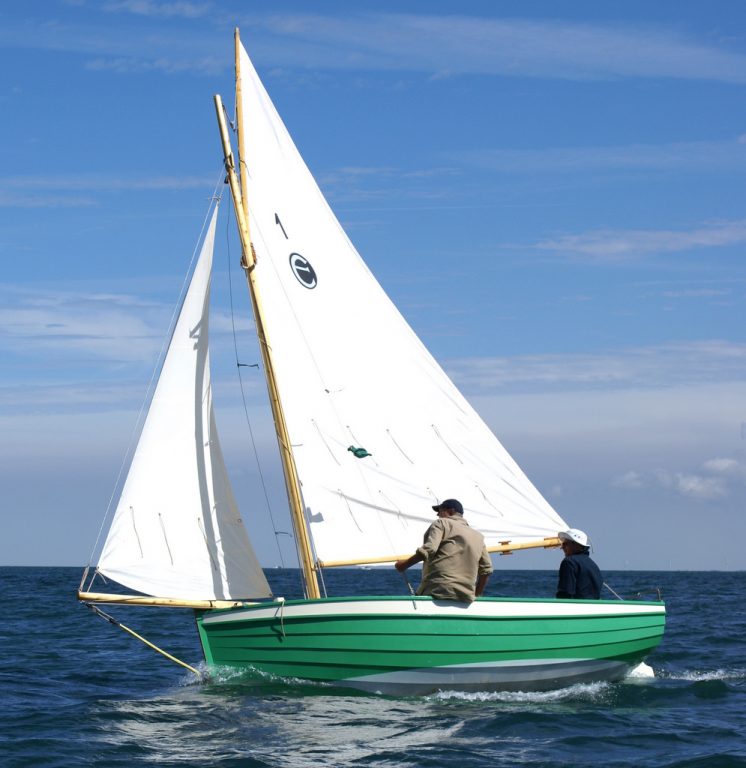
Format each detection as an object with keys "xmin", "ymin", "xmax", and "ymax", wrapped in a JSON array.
[{"xmin": 195, "ymin": 596, "xmax": 665, "ymax": 694}]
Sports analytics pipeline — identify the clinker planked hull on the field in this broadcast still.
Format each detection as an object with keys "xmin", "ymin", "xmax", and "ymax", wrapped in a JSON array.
[{"xmin": 195, "ymin": 596, "xmax": 665, "ymax": 695}]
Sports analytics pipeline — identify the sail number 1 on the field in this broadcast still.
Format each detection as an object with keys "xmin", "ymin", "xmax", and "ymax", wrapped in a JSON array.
[{"xmin": 276, "ymin": 213, "xmax": 318, "ymax": 289}]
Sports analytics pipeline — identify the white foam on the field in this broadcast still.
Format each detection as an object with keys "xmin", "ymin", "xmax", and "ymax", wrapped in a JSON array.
[
  {"xmin": 666, "ymin": 668, "xmax": 745, "ymax": 682},
  {"xmin": 625, "ymin": 662, "xmax": 655, "ymax": 680},
  {"xmin": 175, "ymin": 661, "xmax": 211, "ymax": 687},
  {"xmin": 430, "ymin": 681, "xmax": 610, "ymax": 703},
  {"xmin": 197, "ymin": 663, "xmax": 336, "ymax": 690},
  {"xmin": 195, "ymin": 663, "xmax": 247, "ymax": 684}
]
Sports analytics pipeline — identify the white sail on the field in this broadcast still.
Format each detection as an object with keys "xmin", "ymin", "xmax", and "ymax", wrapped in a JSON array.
[
  {"xmin": 96, "ymin": 206, "xmax": 271, "ymax": 600},
  {"xmin": 238, "ymin": 45, "xmax": 567, "ymax": 565}
]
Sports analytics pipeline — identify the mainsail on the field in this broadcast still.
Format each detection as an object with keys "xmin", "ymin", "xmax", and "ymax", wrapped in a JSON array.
[
  {"xmin": 237, "ymin": 45, "xmax": 567, "ymax": 566},
  {"xmin": 96, "ymin": 206, "xmax": 271, "ymax": 600}
]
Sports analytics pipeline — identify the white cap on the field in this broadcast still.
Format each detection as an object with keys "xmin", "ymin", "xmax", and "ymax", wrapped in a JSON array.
[{"xmin": 558, "ymin": 528, "xmax": 589, "ymax": 547}]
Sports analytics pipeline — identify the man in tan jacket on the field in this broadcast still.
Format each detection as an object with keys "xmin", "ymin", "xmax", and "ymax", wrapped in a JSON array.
[{"xmin": 395, "ymin": 499, "xmax": 492, "ymax": 603}]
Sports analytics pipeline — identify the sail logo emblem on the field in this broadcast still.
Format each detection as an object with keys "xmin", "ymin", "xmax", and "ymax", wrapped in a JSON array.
[{"xmin": 289, "ymin": 253, "xmax": 317, "ymax": 289}]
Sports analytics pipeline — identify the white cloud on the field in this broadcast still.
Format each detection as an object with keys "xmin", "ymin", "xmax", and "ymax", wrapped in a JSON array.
[
  {"xmin": 661, "ymin": 289, "xmax": 730, "ymax": 298},
  {"xmin": 102, "ymin": 0, "xmax": 211, "ymax": 19},
  {"xmin": 0, "ymin": 284, "xmax": 261, "ymax": 420},
  {"xmin": 6, "ymin": 12, "xmax": 746, "ymax": 83},
  {"xmin": 0, "ymin": 381, "xmax": 148, "ymax": 409},
  {"xmin": 702, "ymin": 457, "xmax": 745, "ymax": 476},
  {"xmin": 209, "ymin": 310, "xmax": 254, "ymax": 335},
  {"xmin": 0, "ymin": 285, "xmax": 256, "ymax": 363},
  {"xmin": 0, "ymin": 174, "xmax": 217, "ymax": 208},
  {"xmin": 0, "ymin": 16, "xmax": 225, "ymax": 77},
  {"xmin": 613, "ymin": 457, "xmax": 745, "ymax": 501},
  {"xmin": 448, "ymin": 340, "xmax": 746, "ymax": 395},
  {"xmin": 613, "ymin": 471, "xmax": 644, "ymax": 490},
  {"xmin": 247, "ymin": 14, "xmax": 746, "ymax": 83},
  {"xmin": 534, "ymin": 219, "xmax": 746, "ymax": 263},
  {"xmin": 616, "ymin": 468, "xmax": 726, "ymax": 499},
  {"xmin": 0, "ymin": 192, "xmax": 98, "ymax": 209},
  {"xmin": 85, "ymin": 55, "xmax": 224, "ymax": 75},
  {"xmin": 0, "ymin": 288, "xmax": 169, "ymax": 364},
  {"xmin": 456, "ymin": 139, "xmax": 746, "ymax": 176},
  {"xmin": 672, "ymin": 472, "xmax": 727, "ymax": 500},
  {"xmin": 467, "ymin": 379, "xmax": 743, "ymax": 520},
  {"xmin": 0, "ymin": 174, "xmax": 214, "ymax": 192},
  {"xmin": 318, "ymin": 165, "xmax": 461, "ymax": 205}
]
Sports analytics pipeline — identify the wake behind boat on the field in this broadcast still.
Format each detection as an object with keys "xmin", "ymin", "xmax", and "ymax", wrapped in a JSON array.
[{"xmin": 79, "ymin": 30, "xmax": 665, "ymax": 695}]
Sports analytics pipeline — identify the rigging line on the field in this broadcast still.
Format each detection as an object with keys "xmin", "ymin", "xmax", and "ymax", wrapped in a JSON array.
[
  {"xmin": 85, "ymin": 603, "xmax": 202, "ymax": 678},
  {"xmin": 473, "ymin": 484, "xmax": 505, "ymax": 518},
  {"xmin": 431, "ymin": 424, "xmax": 464, "ymax": 464},
  {"xmin": 79, "ymin": 566, "xmax": 90, "ymax": 593},
  {"xmin": 317, "ymin": 560, "xmax": 328, "ymax": 599},
  {"xmin": 354, "ymin": 486, "xmax": 399, "ymax": 557},
  {"xmin": 378, "ymin": 490, "xmax": 407, "ymax": 527},
  {"xmin": 224, "ymin": 199, "xmax": 286, "ymax": 568},
  {"xmin": 85, "ymin": 569, "xmax": 110, "ymax": 593},
  {"xmin": 300, "ymin": 501, "xmax": 327, "ymax": 598},
  {"xmin": 312, "ymin": 420, "xmax": 341, "ymax": 466},
  {"xmin": 400, "ymin": 570, "xmax": 418, "ymax": 610},
  {"xmin": 130, "ymin": 506, "xmax": 144, "ymax": 558},
  {"xmin": 197, "ymin": 516, "xmax": 220, "ymax": 572},
  {"xmin": 84, "ymin": 176, "xmax": 226, "ymax": 570},
  {"xmin": 386, "ymin": 428, "xmax": 415, "ymax": 465},
  {"xmin": 228, "ymin": 97, "xmax": 251, "ymax": 183},
  {"xmin": 338, "ymin": 490, "xmax": 363, "ymax": 533},
  {"xmin": 603, "ymin": 582, "xmax": 624, "ymax": 601},
  {"xmin": 158, "ymin": 513, "xmax": 174, "ymax": 566}
]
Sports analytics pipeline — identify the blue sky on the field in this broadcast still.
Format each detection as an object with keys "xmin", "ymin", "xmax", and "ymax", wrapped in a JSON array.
[{"xmin": 1, "ymin": 1, "xmax": 744, "ymax": 571}]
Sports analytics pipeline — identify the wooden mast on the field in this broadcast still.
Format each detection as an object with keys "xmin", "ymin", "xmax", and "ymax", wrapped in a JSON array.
[
  {"xmin": 211, "ymin": 29, "xmax": 320, "ymax": 599},
  {"xmin": 234, "ymin": 28, "xmax": 250, "ymax": 241}
]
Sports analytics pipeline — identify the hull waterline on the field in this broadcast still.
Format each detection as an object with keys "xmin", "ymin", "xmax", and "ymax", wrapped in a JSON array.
[{"xmin": 195, "ymin": 595, "xmax": 665, "ymax": 695}]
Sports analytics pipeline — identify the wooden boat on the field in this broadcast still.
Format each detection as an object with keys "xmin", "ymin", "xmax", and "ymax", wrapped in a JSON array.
[{"xmin": 79, "ymin": 30, "xmax": 665, "ymax": 695}]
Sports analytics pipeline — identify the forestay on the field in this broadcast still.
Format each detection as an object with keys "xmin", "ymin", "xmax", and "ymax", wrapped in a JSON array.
[
  {"xmin": 238, "ymin": 45, "xmax": 567, "ymax": 566},
  {"xmin": 96, "ymin": 206, "xmax": 271, "ymax": 600}
]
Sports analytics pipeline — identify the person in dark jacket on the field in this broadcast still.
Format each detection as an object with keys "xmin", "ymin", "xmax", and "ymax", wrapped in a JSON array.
[{"xmin": 556, "ymin": 528, "xmax": 602, "ymax": 599}]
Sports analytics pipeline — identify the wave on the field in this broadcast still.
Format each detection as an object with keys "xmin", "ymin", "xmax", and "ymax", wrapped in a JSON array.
[
  {"xmin": 659, "ymin": 668, "xmax": 745, "ymax": 682},
  {"xmin": 190, "ymin": 663, "xmax": 367, "ymax": 698},
  {"xmin": 429, "ymin": 680, "xmax": 611, "ymax": 704}
]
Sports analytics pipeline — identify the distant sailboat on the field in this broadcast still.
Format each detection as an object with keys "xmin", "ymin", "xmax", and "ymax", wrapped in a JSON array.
[{"xmin": 79, "ymin": 30, "xmax": 665, "ymax": 694}]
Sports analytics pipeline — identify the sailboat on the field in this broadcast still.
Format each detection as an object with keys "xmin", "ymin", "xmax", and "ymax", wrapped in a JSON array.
[{"xmin": 79, "ymin": 30, "xmax": 665, "ymax": 695}]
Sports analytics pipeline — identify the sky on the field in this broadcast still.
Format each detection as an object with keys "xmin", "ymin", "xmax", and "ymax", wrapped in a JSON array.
[{"xmin": 1, "ymin": 0, "xmax": 744, "ymax": 572}]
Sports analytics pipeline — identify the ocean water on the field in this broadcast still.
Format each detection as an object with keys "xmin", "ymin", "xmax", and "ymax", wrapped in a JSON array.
[{"xmin": 1, "ymin": 568, "xmax": 744, "ymax": 768}]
